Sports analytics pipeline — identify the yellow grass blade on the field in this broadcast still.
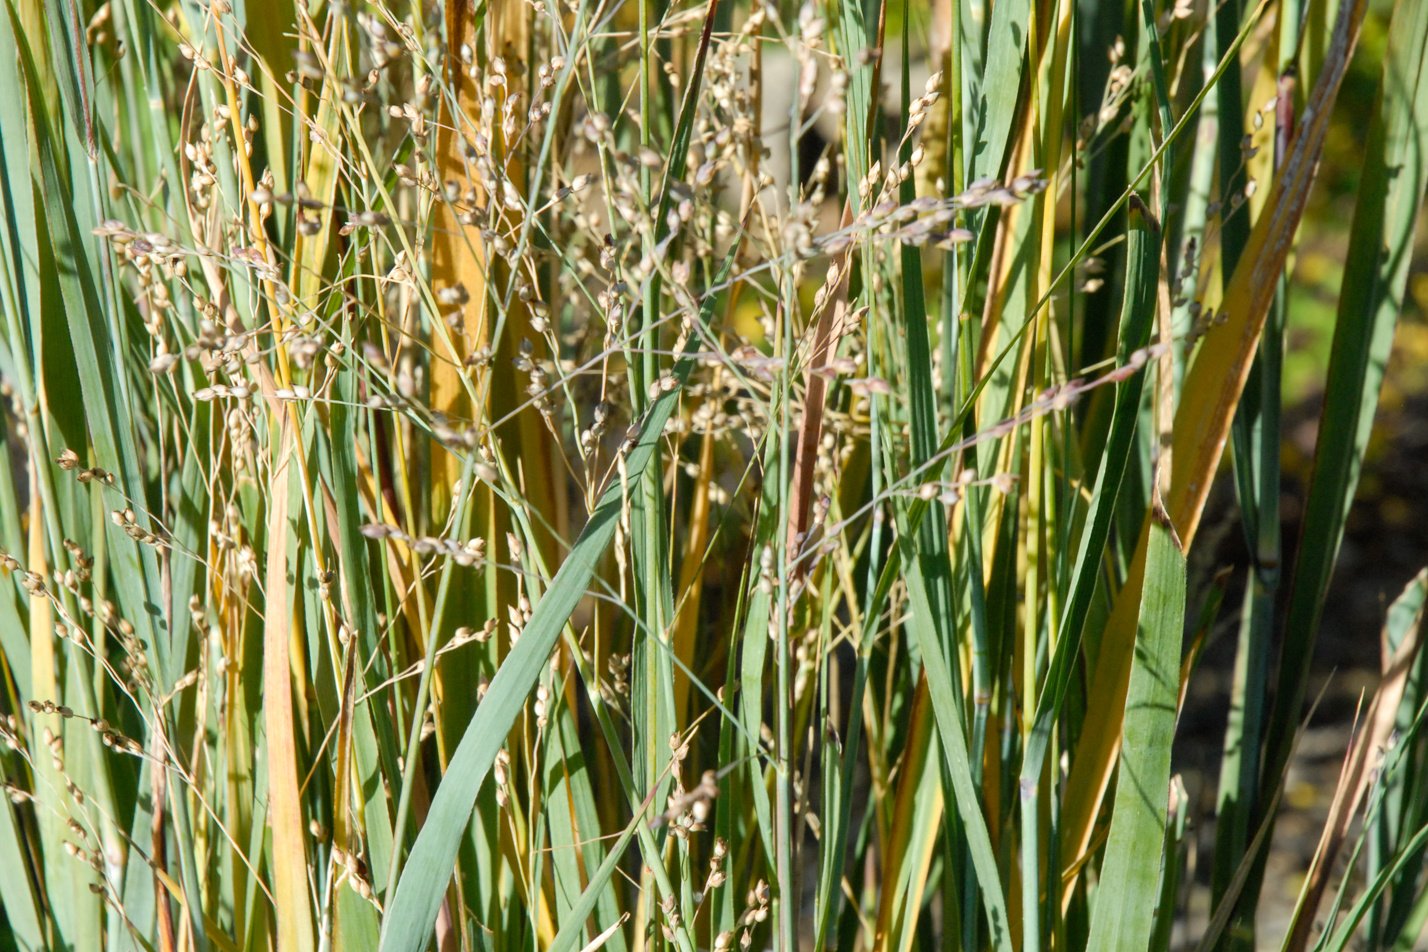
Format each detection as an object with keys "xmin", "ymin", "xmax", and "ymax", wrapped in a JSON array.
[
  {"xmin": 1057, "ymin": 0, "xmax": 1370, "ymax": 895},
  {"xmin": 264, "ymin": 422, "xmax": 315, "ymax": 952}
]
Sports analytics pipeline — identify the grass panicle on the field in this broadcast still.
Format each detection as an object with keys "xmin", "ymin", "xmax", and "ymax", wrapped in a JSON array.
[{"xmin": 1, "ymin": 0, "xmax": 1427, "ymax": 950}]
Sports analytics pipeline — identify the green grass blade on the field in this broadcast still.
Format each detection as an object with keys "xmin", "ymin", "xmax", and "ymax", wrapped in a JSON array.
[
  {"xmin": 1263, "ymin": 0, "xmax": 1428, "ymax": 850},
  {"xmin": 896, "ymin": 512, "xmax": 1012, "ymax": 952},
  {"xmin": 1023, "ymin": 196, "xmax": 1159, "ymax": 781},
  {"xmin": 0, "ymin": 795, "xmax": 44, "ymax": 951},
  {"xmin": 380, "ymin": 249, "xmax": 735, "ymax": 952},
  {"xmin": 968, "ymin": 0, "xmax": 1031, "ymax": 185},
  {"xmin": 1318, "ymin": 822, "xmax": 1428, "ymax": 952},
  {"xmin": 1084, "ymin": 519, "xmax": 1186, "ymax": 951}
]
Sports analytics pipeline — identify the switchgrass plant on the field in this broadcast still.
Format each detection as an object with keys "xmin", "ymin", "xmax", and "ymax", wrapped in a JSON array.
[{"xmin": 2, "ymin": 0, "xmax": 1428, "ymax": 949}]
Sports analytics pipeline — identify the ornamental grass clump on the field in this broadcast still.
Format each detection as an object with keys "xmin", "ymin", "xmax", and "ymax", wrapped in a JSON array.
[{"xmin": 2, "ymin": 0, "xmax": 1428, "ymax": 950}]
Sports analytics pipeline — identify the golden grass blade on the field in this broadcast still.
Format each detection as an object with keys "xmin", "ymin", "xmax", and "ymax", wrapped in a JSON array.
[
  {"xmin": 1058, "ymin": 0, "xmax": 1370, "ymax": 895},
  {"xmin": 429, "ymin": 0, "xmax": 491, "ymax": 505},
  {"xmin": 263, "ymin": 422, "xmax": 315, "ymax": 952}
]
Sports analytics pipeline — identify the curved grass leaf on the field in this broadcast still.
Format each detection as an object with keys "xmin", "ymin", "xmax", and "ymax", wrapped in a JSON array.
[
  {"xmin": 1059, "ymin": 0, "xmax": 1371, "ymax": 886},
  {"xmin": 379, "ymin": 242, "xmax": 734, "ymax": 951}
]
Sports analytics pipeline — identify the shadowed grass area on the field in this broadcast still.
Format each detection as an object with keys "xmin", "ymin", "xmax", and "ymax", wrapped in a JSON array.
[{"xmin": 1, "ymin": 0, "xmax": 1427, "ymax": 950}]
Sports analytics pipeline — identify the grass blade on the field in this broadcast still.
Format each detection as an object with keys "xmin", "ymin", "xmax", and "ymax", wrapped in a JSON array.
[
  {"xmin": 1084, "ymin": 518, "xmax": 1186, "ymax": 951},
  {"xmin": 264, "ymin": 423, "xmax": 315, "ymax": 952},
  {"xmin": 1264, "ymin": 0, "xmax": 1428, "ymax": 828},
  {"xmin": 1058, "ymin": 0, "xmax": 1370, "ymax": 887},
  {"xmin": 380, "ymin": 248, "xmax": 734, "ymax": 952}
]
